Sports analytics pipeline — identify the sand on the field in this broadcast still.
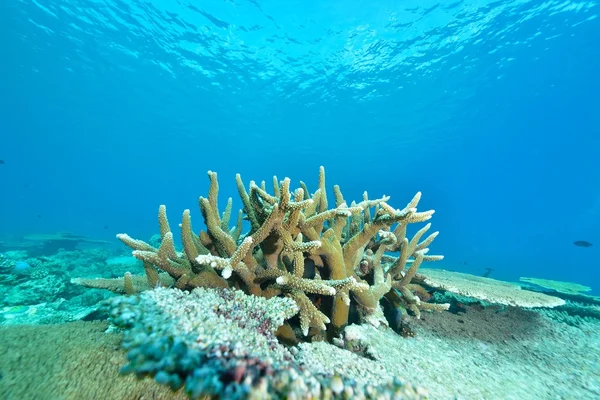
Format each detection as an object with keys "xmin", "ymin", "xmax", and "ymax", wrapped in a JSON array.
[{"xmin": 0, "ymin": 305, "xmax": 598, "ymax": 400}]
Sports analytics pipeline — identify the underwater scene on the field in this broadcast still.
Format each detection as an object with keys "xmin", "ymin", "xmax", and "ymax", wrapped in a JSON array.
[{"xmin": 1, "ymin": 0, "xmax": 599, "ymax": 399}]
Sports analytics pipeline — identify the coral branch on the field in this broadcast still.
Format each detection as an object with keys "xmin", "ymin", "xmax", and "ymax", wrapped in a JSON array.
[{"xmin": 105, "ymin": 167, "xmax": 446, "ymax": 340}]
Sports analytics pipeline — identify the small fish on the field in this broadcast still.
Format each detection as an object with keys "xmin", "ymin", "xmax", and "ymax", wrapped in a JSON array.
[
  {"xmin": 0, "ymin": 160, "xmax": 5, "ymax": 164},
  {"xmin": 573, "ymin": 240, "xmax": 592, "ymax": 247},
  {"xmin": 482, "ymin": 267, "xmax": 494, "ymax": 278}
]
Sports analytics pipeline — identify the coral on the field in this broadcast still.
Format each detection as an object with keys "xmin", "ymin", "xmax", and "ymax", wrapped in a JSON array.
[
  {"xmin": 0, "ymin": 248, "xmax": 131, "ymax": 323},
  {"xmin": 110, "ymin": 167, "xmax": 446, "ymax": 340},
  {"xmin": 2, "ymin": 274, "xmax": 68, "ymax": 306},
  {"xmin": 415, "ymin": 268, "xmax": 565, "ymax": 308},
  {"xmin": 71, "ymin": 272, "xmax": 175, "ymax": 295},
  {"xmin": 103, "ymin": 286, "xmax": 426, "ymax": 399},
  {"xmin": 0, "ymin": 299, "xmax": 100, "ymax": 325},
  {"xmin": 537, "ymin": 303, "xmax": 600, "ymax": 326},
  {"xmin": 0, "ymin": 232, "xmax": 111, "ymax": 256},
  {"xmin": 517, "ymin": 279, "xmax": 600, "ymax": 324},
  {"xmin": 519, "ymin": 277, "xmax": 596, "ymax": 298}
]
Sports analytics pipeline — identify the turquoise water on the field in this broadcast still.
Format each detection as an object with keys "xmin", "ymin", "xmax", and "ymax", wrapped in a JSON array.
[
  {"xmin": 2, "ymin": 0, "xmax": 598, "ymax": 292},
  {"xmin": 0, "ymin": 1, "xmax": 599, "ymax": 398}
]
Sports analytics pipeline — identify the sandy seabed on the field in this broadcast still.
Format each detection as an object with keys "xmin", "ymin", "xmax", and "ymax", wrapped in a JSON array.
[
  {"xmin": 0, "ymin": 305, "xmax": 598, "ymax": 400},
  {"xmin": 322, "ymin": 305, "xmax": 600, "ymax": 400}
]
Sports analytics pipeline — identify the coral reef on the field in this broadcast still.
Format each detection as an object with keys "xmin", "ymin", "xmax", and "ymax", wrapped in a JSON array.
[
  {"xmin": 4, "ymin": 295, "xmax": 598, "ymax": 400},
  {"xmin": 103, "ymin": 286, "xmax": 426, "ymax": 399},
  {"xmin": 0, "ymin": 232, "xmax": 111, "ymax": 256},
  {"xmin": 0, "ymin": 248, "xmax": 123, "ymax": 324},
  {"xmin": 111, "ymin": 167, "xmax": 448, "ymax": 340}
]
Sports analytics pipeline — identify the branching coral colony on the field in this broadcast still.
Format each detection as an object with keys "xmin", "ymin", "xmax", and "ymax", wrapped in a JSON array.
[{"xmin": 117, "ymin": 167, "xmax": 448, "ymax": 342}]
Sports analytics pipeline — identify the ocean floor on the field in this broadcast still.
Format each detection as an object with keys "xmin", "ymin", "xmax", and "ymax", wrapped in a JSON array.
[
  {"xmin": 310, "ymin": 304, "xmax": 600, "ymax": 399},
  {"xmin": 0, "ymin": 302, "xmax": 598, "ymax": 400}
]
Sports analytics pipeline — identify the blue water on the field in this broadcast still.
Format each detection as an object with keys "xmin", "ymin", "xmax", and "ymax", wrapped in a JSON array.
[{"xmin": 1, "ymin": 0, "xmax": 599, "ymax": 293}]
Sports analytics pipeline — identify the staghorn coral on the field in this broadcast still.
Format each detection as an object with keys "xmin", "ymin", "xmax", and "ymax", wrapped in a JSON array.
[
  {"xmin": 103, "ymin": 167, "xmax": 447, "ymax": 340},
  {"xmin": 71, "ymin": 272, "xmax": 175, "ymax": 295}
]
